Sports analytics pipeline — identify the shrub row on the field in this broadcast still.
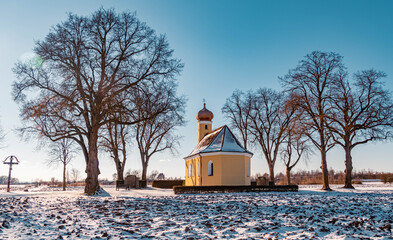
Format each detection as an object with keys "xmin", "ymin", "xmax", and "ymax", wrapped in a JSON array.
[
  {"xmin": 173, "ymin": 185, "xmax": 298, "ymax": 194},
  {"xmin": 152, "ymin": 180, "xmax": 184, "ymax": 189}
]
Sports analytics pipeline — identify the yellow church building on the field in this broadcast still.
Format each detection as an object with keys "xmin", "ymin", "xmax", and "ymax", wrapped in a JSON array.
[{"xmin": 184, "ymin": 104, "xmax": 253, "ymax": 186}]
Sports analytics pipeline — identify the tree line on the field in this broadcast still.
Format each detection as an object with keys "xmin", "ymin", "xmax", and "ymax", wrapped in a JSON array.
[
  {"xmin": 12, "ymin": 8, "xmax": 185, "ymax": 195},
  {"xmin": 223, "ymin": 51, "xmax": 393, "ymax": 190},
  {"xmin": 268, "ymin": 170, "xmax": 393, "ymax": 185},
  {"xmin": 0, "ymin": 176, "xmax": 19, "ymax": 185}
]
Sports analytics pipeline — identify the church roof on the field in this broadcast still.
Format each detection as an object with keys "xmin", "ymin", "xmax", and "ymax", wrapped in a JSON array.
[{"xmin": 184, "ymin": 125, "xmax": 253, "ymax": 159}]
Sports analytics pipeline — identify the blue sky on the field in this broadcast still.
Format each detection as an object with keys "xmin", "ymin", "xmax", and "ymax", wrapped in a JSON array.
[{"xmin": 1, "ymin": 0, "xmax": 393, "ymax": 182}]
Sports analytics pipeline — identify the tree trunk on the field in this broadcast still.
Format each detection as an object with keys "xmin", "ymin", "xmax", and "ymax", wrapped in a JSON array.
[
  {"xmin": 63, "ymin": 161, "xmax": 66, "ymax": 191},
  {"xmin": 117, "ymin": 168, "xmax": 124, "ymax": 181},
  {"xmin": 139, "ymin": 147, "xmax": 148, "ymax": 181},
  {"xmin": 286, "ymin": 167, "xmax": 291, "ymax": 185},
  {"xmin": 320, "ymin": 146, "xmax": 331, "ymax": 191},
  {"xmin": 115, "ymin": 157, "xmax": 124, "ymax": 181},
  {"xmin": 78, "ymin": 134, "xmax": 89, "ymax": 165},
  {"xmin": 268, "ymin": 163, "xmax": 275, "ymax": 185},
  {"xmin": 343, "ymin": 144, "xmax": 354, "ymax": 189},
  {"xmin": 141, "ymin": 160, "xmax": 148, "ymax": 181},
  {"xmin": 84, "ymin": 128, "xmax": 101, "ymax": 195}
]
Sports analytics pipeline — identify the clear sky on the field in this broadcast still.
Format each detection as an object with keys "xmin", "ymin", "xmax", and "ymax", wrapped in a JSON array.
[{"xmin": 1, "ymin": 0, "xmax": 393, "ymax": 182}]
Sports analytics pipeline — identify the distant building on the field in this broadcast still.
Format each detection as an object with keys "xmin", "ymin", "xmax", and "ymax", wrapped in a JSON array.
[
  {"xmin": 156, "ymin": 173, "xmax": 165, "ymax": 180},
  {"xmin": 184, "ymin": 104, "xmax": 253, "ymax": 186}
]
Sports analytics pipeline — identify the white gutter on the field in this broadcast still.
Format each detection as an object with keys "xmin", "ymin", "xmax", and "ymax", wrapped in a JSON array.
[{"xmin": 184, "ymin": 151, "xmax": 253, "ymax": 161}]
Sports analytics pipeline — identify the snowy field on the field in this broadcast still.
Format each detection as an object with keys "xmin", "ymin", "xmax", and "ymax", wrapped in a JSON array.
[{"xmin": 0, "ymin": 184, "xmax": 392, "ymax": 239}]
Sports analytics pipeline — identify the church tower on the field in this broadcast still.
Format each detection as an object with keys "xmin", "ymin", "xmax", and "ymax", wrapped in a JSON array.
[{"xmin": 196, "ymin": 103, "xmax": 214, "ymax": 142}]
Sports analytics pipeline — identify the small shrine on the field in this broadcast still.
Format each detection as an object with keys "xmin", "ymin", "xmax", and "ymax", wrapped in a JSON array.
[{"xmin": 184, "ymin": 104, "xmax": 253, "ymax": 186}]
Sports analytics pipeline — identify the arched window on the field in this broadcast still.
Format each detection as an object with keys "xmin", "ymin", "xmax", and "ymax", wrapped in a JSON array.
[
  {"xmin": 246, "ymin": 162, "xmax": 250, "ymax": 177},
  {"xmin": 198, "ymin": 162, "xmax": 200, "ymax": 177},
  {"xmin": 208, "ymin": 160, "xmax": 213, "ymax": 176},
  {"xmin": 205, "ymin": 125, "xmax": 208, "ymax": 130},
  {"xmin": 188, "ymin": 163, "xmax": 192, "ymax": 177}
]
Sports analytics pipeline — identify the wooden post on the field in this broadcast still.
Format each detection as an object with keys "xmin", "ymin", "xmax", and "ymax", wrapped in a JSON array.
[{"xmin": 3, "ymin": 156, "xmax": 19, "ymax": 192}]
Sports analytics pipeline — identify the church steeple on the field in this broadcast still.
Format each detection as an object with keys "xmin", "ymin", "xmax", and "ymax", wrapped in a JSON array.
[{"xmin": 196, "ymin": 103, "xmax": 214, "ymax": 142}]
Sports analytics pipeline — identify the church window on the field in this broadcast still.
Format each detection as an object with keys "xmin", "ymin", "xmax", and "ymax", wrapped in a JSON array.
[
  {"xmin": 246, "ymin": 162, "xmax": 250, "ymax": 177},
  {"xmin": 208, "ymin": 160, "xmax": 213, "ymax": 176},
  {"xmin": 198, "ymin": 162, "xmax": 200, "ymax": 177},
  {"xmin": 188, "ymin": 163, "xmax": 192, "ymax": 177},
  {"xmin": 205, "ymin": 125, "xmax": 208, "ymax": 130}
]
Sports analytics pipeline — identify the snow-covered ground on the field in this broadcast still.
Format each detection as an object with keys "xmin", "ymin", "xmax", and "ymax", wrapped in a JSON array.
[{"xmin": 0, "ymin": 184, "xmax": 392, "ymax": 239}]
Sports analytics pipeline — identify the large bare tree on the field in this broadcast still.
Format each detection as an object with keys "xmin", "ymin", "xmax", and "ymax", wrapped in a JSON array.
[
  {"xmin": 248, "ymin": 88, "xmax": 296, "ymax": 185},
  {"xmin": 222, "ymin": 90, "xmax": 253, "ymax": 149},
  {"xmin": 12, "ymin": 9, "xmax": 183, "ymax": 195},
  {"xmin": 133, "ymin": 81, "xmax": 186, "ymax": 181},
  {"xmin": 328, "ymin": 69, "xmax": 393, "ymax": 188},
  {"xmin": 280, "ymin": 51, "xmax": 345, "ymax": 190}
]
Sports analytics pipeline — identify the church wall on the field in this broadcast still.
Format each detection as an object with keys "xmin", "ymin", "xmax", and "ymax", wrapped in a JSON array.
[
  {"xmin": 200, "ymin": 154, "xmax": 251, "ymax": 186},
  {"xmin": 185, "ymin": 154, "xmax": 251, "ymax": 186},
  {"xmin": 185, "ymin": 157, "xmax": 202, "ymax": 186},
  {"xmin": 201, "ymin": 155, "xmax": 223, "ymax": 186},
  {"xmin": 221, "ymin": 155, "xmax": 251, "ymax": 185}
]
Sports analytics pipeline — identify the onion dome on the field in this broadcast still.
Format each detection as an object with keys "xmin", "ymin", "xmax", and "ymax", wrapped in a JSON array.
[{"xmin": 196, "ymin": 103, "xmax": 214, "ymax": 121}]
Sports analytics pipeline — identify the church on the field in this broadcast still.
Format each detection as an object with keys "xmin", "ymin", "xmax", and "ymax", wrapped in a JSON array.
[{"xmin": 184, "ymin": 104, "xmax": 253, "ymax": 186}]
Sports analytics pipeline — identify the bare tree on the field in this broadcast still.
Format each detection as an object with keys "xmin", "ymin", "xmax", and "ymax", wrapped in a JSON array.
[
  {"xmin": 133, "ymin": 81, "xmax": 186, "ymax": 180},
  {"xmin": 280, "ymin": 51, "xmax": 346, "ymax": 190},
  {"xmin": 248, "ymin": 88, "xmax": 296, "ymax": 185},
  {"xmin": 281, "ymin": 119, "xmax": 312, "ymax": 185},
  {"xmin": 47, "ymin": 138, "xmax": 75, "ymax": 190},
  {"xmin": 148, "ymin": 170, "xmax": 159, "ymax": 181},
  {"xmin": 222, "ymin": 90, "xmax": 253, "ymax": 149},
  {"xmin": 124, "ymin": 169, "xmax": 142, "ymax": 178},
  {"xmin": 328, "ymin": 69, "xmax": 393, "ymax": 188},
  {"xmin": 101, "ymin": 112, "xmax": 130, "ymax": 181},
  {"xmin": 12, "ymin": 9, "xmax": 183, "ymax": 195},
  {"xmin": 50, "ymin": 177, "xmax": 58, "ymax": 186},
  {"xmin": 112, "ymin": 173, "xmax": 118, "ymax": 182},
  {"xmin": 70, "ymin": 168, "xmax": 81, "ymax": 183}
]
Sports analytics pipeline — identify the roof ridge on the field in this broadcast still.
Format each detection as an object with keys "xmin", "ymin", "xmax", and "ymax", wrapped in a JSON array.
[
  {"xmin": 184, "ymin": 124, "xmax": 253, "ymax": 160},
  {"xmin": 219, "ymin": 126, "xmax": 226, "ymax": 151},
  {"xmin": 224, "ymin": 125, "xmax": 248, "ymax": 151},
  {"xmin": 202, "ymin": 125, "xmax": 225, "ymax": 152}
]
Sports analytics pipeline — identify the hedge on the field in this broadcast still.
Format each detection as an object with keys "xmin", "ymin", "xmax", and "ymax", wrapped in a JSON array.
[
  {"xmin": 152, "ymin": 180, "xmax": 184, "ymax": 189},
  {"xmin": 173, "ymin": 185, "xmax": 298, "ymax": 194}
]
